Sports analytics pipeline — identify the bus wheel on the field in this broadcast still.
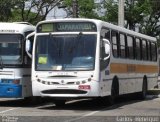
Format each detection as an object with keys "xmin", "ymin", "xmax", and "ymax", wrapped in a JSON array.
[
  {"xmin": 139, "ymin": 78, "xmax": 147, "ymax": 100},
  {"xmin": 54, "ymin": 100, "xmax": 66, "ymax": 107},
  {"xmin": 109, "ymin": 79, "xmax": 119, "ymax": 105}
]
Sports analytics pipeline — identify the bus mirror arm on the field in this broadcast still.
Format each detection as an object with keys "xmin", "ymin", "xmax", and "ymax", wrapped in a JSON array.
[{"xmin": 103, "ymin": 38, "xmax": 110, "ymax": 60}]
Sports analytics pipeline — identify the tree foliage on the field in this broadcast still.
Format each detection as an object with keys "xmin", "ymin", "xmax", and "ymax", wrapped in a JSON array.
[
  {"xmin": 102, "ymin": 0, "xmax": 118, "ymax": 24},
  {"xmin": 0, "ymin": 0, "xmax": 16, "ymax": 21},
  {"xmin": 101, "ymin": 0, "xmax": 160, "ymax": 43},
  {"xmin": 63, "ymin": 0, "xmax": 99, "ymax": 18},
  {"xmin": 0, "ymin": 0, "xmax": 63, "ymax": 24}
]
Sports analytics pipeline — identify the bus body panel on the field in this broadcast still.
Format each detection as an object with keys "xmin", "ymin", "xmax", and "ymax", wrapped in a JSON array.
[{"xmin": 0, "ymin": 68, "xmax": 32, "ymax": 98}]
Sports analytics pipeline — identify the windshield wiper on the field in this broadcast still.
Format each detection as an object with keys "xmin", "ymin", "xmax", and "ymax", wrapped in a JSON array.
[
  {"xmin": 0, "ymin": 55, "xmax": 4, "ymax": 69},
  {"xmin": 68, "ymin": 32, "xmax": 83, "ymax": 54}
]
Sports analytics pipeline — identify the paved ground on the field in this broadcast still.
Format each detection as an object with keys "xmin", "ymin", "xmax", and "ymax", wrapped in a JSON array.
[{"xmin": 0, "ymin": 92, "xmax": 160, "ymax": 122}]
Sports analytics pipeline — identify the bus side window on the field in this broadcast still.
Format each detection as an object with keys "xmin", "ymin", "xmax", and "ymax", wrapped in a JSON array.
[
  {"xmin": 127, "ymin": 35, "xmax": 134, "ymax": 59},
  {"xmin": 101, "ymin": 28, "xmax": 110, "ymax": 40},
  {"xmin": 111, "ymin": 31, "xmax": 119, "ymax": 58},
  {"xmin": 147, "ymin": 41, "xmax": 151, "ymax": 61},
  {"xmin": 151, "ymin": 42, "xmax": 157, "ymax": 61},
  {"xmin": 142, "ymin": 39, "xmax": 147, "ymax": 60},
  {"xmin": 135, "ymin": 38, "xmax": 141, "ymax": 60},
  {"xmin": 119, "ymin": 33, "xmax": 126, "ymax": 58}
]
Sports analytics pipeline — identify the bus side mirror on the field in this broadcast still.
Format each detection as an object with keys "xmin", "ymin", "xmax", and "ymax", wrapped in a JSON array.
[
  {"xmin": 25, "ymin": 39, "xmax": 32, "ymax": 58},
  {"xmin": 103, "ymin": 38, "xmax": 110, "ymax": 60},
  {"xmin": 25, "ymin": 32, "xmax": 35, "ymax": 58}
]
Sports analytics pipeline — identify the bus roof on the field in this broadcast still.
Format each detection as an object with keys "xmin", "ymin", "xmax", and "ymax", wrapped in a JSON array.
[
  {"xmin": 37, "ymin": 18, "xmax": 156, "ymax": 42},
  {"xmin": 0, "ymin": 22, "xmax": 35, "ymax": 34}
]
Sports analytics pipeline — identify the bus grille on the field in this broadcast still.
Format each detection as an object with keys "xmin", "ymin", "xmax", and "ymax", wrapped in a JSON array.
[{"xmin": 41, "ymin": 89, "xmax": 87, "ymax": 94}]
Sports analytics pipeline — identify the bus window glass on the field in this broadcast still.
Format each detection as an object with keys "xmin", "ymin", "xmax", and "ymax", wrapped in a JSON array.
[
  {"xmin": 135, "ymin": 38, "xmax": 141, "ymax": 60},
  {"xmin": 119, "ymin": 33, "xmax": 126, "ymax": 58},
  {"xmin": 142, "ymin": 40, "xmax": 147, "ymax": 60},
  {"xmin": 147, "ymin": 41, "xmax": 151, "ymax": 61},
  {"xmin": 0, "ymin": 34, "xmax": 22, "ymax": 64},
  {"xmin": 127, "ymin": 35, "xmax": 134, "ymax": 59},
  {"xmin": 35, "ymin": 34, "xmax": 97, "ymax": 71},
  {"xmin": 101, "ymin": 28, "xmax": 110, "ymax": 40},
  {"xmin": 151, "ymin": 42, "xmax": 157, "ymax": 61},
  {"xmin": 112, "ymin": 31, "xmax": 119, "ymax": 58}
]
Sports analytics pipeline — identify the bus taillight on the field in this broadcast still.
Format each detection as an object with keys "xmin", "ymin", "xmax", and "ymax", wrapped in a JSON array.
[{"xmin": 13, "ymin": 79, "xmax": 20, "ymax": 84}]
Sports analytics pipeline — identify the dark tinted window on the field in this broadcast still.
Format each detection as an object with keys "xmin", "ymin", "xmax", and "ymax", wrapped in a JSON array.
[
  {"xmin": 119, "ymin": 33, "xmax": 126, "ymax": 58},
  {"xmin": 127, "ymin": 35, "xmax": 134, "ymax": 59},
  {"xmin": 135, "ymin": 38, "xmax": 141, "ymax": 60},
  {"xmin": 142, "ymin": 40, "xmax": 147, "ymax": 60},
  {"xmin": 151, "ymin": 42, "xmax": 157, "ymax": 61},
  {"xmin": 112, "ymin": 31, "xmax": 119, "ymax": 57}
]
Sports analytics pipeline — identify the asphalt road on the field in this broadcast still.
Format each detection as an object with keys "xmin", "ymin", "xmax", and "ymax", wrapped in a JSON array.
[{"xmin": 0, "ymin": 94, "xmax": 160, "ymax": 122}]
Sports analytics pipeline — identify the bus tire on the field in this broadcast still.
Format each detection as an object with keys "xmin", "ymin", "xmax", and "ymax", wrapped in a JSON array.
[
  {"xmin": 54, "ymin": 100, "xmax": 66, "ymax": 107},
  {"xmin": 109, "ymin": 78, "xmax": 119, "ymax": 105},
  {"xmin": 139, "ymin": 78, "xmax": 147, "ymax": 100}
]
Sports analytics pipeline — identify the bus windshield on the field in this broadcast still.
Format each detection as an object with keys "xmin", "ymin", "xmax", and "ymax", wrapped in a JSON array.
[
  {"xmin": 35, "ymin": 34, "xmax": 97, "ymax": 71},
  {"xmin": 0, "ymin": 34, "xmax": 22, "ymax": 65}
]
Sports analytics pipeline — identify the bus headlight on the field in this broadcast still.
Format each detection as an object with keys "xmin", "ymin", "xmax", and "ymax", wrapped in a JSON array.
[
  {"xmin": 37, "ymin": 78, "xmax": 41, "ymax": 82},
  {"xmin": 88, "ymin": 78, "xmax": 92, "ymax": 82},
  {"xmin": 82, "ymin": 80, "xmax": 86, "ymax": 84},
  {"xmin": 76, "ymin": 81, "xmax": 80, "ymax": 85}
]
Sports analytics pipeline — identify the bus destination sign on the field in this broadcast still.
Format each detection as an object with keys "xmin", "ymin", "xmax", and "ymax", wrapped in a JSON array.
[{"xmin": 37, "ymin": 22, "xmax": 97, "ymax": 32}]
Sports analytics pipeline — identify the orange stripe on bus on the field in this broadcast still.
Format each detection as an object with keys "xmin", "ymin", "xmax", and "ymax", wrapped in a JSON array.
[{"xmin": 110, "ymin": 63, "xmax": 158, "ymax": 73}]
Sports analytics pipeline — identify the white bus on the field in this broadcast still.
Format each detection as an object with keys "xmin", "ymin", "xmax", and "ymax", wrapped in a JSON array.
[
  {"xmin": 26, "ymin": 18, "xmax": 158, "ymax": 106},
  {"xmin": 0, "ymin": 22, "xmax": 35, "ymax": 98}
]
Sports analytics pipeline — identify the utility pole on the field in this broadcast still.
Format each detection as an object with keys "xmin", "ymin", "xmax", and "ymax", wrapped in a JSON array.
[
  {"xmin": 118, "ymin": 0, "xmax": 124, "ymax": 27},
  {"xmin": 72, "ymin": 0, "xmax": 78, "ymax": 18}
]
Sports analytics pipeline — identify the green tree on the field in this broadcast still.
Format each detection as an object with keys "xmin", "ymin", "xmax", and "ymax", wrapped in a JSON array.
[
  {"xmin": 0, "ymin": 0, "xmax": 16, "ymax": 21},
  {"xmin": 102, "ymin": 0, "xmax": 152, "ymax": 30},
  {"xmin": 0, "ymin": 0, "xmax": 63, "ymax": 24},
  {"xmin": 11, "ymin": 0, "xmax": 63, "ymax": 24},
  {"xmin": 63, "ymin": 0, "xmax": 99, "ymax": 18},
  {"xmin": 139, "ymin": 0, "xmax": 160, "ymax": 37},
  {"xmin": 125, "ymin": 0, "xmax": 151, "ymax": 30},
  {"xmin": 102, "ymin": 0, "xmax": 118, "ymax": 24},
  {"xmin": 102, "ymin": 0, "xmax": 160, "ymax": 43}
]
